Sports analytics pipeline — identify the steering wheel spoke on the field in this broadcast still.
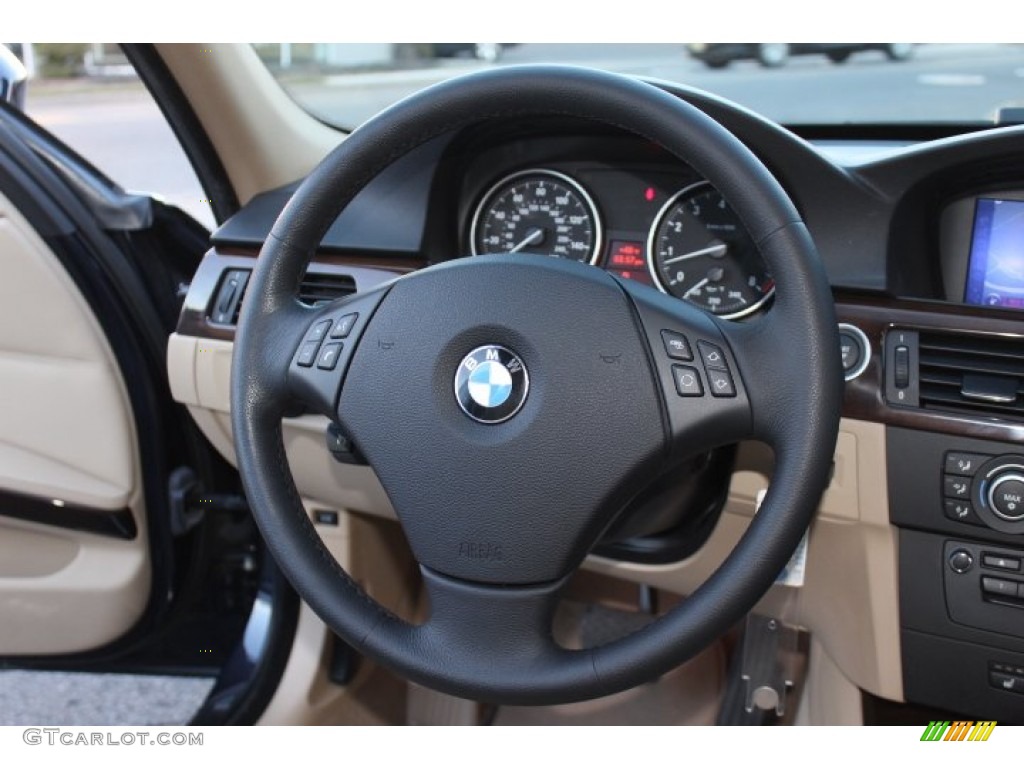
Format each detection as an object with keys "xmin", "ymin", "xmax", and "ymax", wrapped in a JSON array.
[
  {"xmin": 618, "ymin": 278, "xmax": 755, "ymax": 460},
  {"xmin": 713, "ymin": 308, "xmax": 801, "ymax": 442},
  {"xmin": 419, "ymin": 567, "xmax": 565, "ymax": 664},
  {"xmin": 392, "ymin": 566, "xmax": 623, "ymax": 703},
  {"xmin": 285, "ymin": 287, "xmax": 389, "ymax": 418}
]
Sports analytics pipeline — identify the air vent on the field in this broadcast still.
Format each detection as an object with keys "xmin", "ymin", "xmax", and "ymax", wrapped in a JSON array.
[
  {"xmin": 918, "ymin": 330, "xmax": 1024, "ymax": 420},
  {"xmin": 297, "ymin": 272, "xmax": 357, "ymax": 307},
  {"xmin": 209, "ymin": 268, "xmax": 357, "ymax": 326}
]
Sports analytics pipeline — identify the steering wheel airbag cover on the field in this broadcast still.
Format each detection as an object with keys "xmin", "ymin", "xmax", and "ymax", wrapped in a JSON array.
[{"xmin": 338, "ymin": 255, "xmax": 666, "ymax": 584}]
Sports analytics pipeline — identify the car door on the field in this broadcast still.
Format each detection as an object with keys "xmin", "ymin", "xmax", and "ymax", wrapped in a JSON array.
[{"xmin": 0, "ymin": 69, "xmax": 295, "ymax": 725}]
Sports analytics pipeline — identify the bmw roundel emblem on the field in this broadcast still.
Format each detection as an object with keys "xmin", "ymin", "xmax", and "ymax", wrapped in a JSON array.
[{"xmin": 454, "ymin": 345, "xmax": 529, "ymax": 424}]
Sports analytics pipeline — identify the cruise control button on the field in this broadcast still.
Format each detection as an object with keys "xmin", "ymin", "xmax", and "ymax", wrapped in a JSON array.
[
  {"xmin": 981, "ymin": 576, "xmax": 1019, "ymax": 598},
  {"xmin": 330, "ymin": 313, "xmax": 359, "ymax": 339},
  {"xmin": 672, "ymin": 365, "xmax": 703, "ymax": 397},
  {"xmin": 697, "ymin": 340, "xmax": 728, "ymax": 371},
  {"xmin": 661, "ymin": 330, "xmax": 693, "ymax": 361},
  {"xmin": 982, "ymin": 554, "xmax": 1021, "ymax": 572},
  {"xmin": 944, "ymin": 452, "xmax": 987, "ymax": 476},
  {"xmin": 326, "ymin": 423, "xmax": 350, "ymax": 454},
  {"xmin": 308, "ymin": 320, "xmax": 333, "ymax": 343},
  {"xmin": 297, "ymin": 340, "xmax": 320, "ymax": 367},
  {"xmin": 944, "ymin": 499, "xmax": 982, "ymax": 526},
  {"xmin": 943, "ymin": 475, "xmax": 971, "ymax": 499},
  {"xmin": 317, "ymin": 342, "xmax": 344, "ymax": 371},
  {"xmin": 706, "ymin": 368, "xmax": 736, "ymax": 398},
  {"xmin": 325, "ymin": 421, "xmax": 364, "ymax": 465}
]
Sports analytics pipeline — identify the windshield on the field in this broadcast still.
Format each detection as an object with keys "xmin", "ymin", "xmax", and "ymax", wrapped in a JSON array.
[{"xmin": 257, "ymin": 43, "xmax": 1024, "ymax": 131}]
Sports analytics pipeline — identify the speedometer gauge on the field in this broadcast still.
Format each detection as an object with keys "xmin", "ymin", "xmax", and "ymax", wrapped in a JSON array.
[
  {"xmin": 647, "ymin": 182, "xmax": 774, "ymax": 319},
  {"xmin": 470, "ymin": 169, "xmax": 602, "ymax": 264}
]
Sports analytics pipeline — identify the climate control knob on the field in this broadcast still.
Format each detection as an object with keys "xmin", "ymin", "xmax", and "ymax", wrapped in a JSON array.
[
  {"xmin": 988, "ymin": 473, "xmax": 1024, "ymax": 522},
  {"xmin": 970, "ymin": 455, "xmax": 1024, "ymax": 535}
]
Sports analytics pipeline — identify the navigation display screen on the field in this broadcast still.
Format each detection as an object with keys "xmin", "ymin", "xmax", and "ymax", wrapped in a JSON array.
[{"xmin": 965, "ymin": 198, "xmax": 1024, "ymax": 308}]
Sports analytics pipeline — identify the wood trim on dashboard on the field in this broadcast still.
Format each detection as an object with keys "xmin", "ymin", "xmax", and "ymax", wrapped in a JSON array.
[
  {"xmin": 175, "ymin": 249, "xmax": 417, "ymax": 341},
  {"xmin": 207, "ymin": 246, "xmax": 427, "ymax": 273},
  {"xmin": 176, "ymin": 253, "xmax": 1024, "ymax": 444},
  {"xmin": 836, "ymin": 291, "xmax": 1024, "ymax": 443}
]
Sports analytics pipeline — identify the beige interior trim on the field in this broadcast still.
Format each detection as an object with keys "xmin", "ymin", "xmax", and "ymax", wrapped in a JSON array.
[
  {"xmin": 0, "ymin": 516, "xmax": 149, "ymax": 654},
  {"xmin": 0, "ymin": 191, "xmax": 150, "ymax": 654},
  {"xmin": 0, "ymin": 216, "xmax": 135, "ymax": 510},
  {"xmin": 258, "ymin": 509, "xmax": 416, "ymax": 725},
  {"xmin": 154, "ymin": 44, "xmax": 341, "ymax": 206},
  {"xmin": 254, "ymin": 509, "xmax": 364, "ymax": 725},
  {"xmin": 257, "ymin": 601, "xmax": 351, "ymax": 725},
  {"xmin": 794, "ymin": 637, "xmax": 865, "ymax": 725},
  {"xmin": 169, "ymin": 334, "xmax": 397, "ymax": 518},
  {"xmin": 0, "ymin": 523, "xmax": 78, "ymax": 578},
  {"xmin": 588, "ymin": 419, "xmax": 902, "ymax": 702}
]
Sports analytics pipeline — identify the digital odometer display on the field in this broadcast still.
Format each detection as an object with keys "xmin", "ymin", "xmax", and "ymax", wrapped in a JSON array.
[
  {"xmin": 605, "ymin": 240, "xmax": 652, "ymax": 285},
  {"xmin": 471, "ymin": 169, "xmax": 602, "ymax": 264},
  {"xmin": 965, "ymin": 198, "xmax": 1024, "ymax": 309}
]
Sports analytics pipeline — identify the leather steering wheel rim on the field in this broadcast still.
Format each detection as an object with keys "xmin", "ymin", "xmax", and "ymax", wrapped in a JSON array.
[{"xmin": 231, "ymin": 65, "xmax": 842, "ymax": 705}]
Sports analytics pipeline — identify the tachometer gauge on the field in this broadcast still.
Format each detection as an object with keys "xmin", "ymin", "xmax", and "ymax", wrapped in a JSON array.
[
  {"xmin": 470, "ymin": 169, "xmax": 602, "ymax": 264},
  {"xmin": 647, "ymin": 182, "xmax": 774, "ymax": 319}
]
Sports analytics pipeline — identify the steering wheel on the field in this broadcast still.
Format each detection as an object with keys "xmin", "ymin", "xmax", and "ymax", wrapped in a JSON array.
[{"xmin": 231, "ymin": 65, "xmax": 842, "ymax": 705}]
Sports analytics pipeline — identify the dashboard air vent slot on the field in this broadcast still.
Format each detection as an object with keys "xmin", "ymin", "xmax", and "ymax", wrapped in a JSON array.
[
  {"xmin": 297, "ymin": 272, "xmax": 357, "ymax": 307},
  {"xmin": 918, "ymin": 330, "xmax": 1024, "ymax": 420},
  {"xmin": 209, "ymin": 268, "xmax": 357, "ymax": 326}
]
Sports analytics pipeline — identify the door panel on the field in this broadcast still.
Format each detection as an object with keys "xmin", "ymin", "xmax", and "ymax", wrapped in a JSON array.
[{"xmin": 0, "ymin": 189, "xmax": 149, "ymax": 654}]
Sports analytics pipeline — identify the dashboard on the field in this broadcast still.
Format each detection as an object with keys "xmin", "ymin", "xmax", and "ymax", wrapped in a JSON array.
[{"xmin": 171, "ymin": 81, "xmax": 1024, "ymax": 722}]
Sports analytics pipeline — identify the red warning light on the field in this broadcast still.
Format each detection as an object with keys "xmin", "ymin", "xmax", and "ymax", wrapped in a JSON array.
[{"xmin": 644, "ymin": 187, "xmax": 656, "ymax": 202}]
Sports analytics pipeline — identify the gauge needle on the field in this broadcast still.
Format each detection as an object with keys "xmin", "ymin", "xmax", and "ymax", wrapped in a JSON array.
[
  {"xmin": 508, "ymin": 228, "xmax": 544, "ymax": 253},
  {"xmin": 663, "ymin": 242, "xmax": 727, "ymax": 265},
  {"xmin": 683, "ymin": 278, "xmax": 709, "ymax": 299}
]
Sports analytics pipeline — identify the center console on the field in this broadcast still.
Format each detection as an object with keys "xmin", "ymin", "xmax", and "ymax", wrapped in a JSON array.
[
  {"xmin": 867, "ymin": 187, "xmax": 1024, "ymax": 721},
  {"xmin": 889, "ymin": 428, "xmax": 1024, "ymax": 721}
]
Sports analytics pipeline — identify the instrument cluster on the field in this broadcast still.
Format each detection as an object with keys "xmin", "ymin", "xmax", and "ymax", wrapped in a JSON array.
[{"xmin": 467, "ymin": 165, "xmax": 774, "ymax": 320}]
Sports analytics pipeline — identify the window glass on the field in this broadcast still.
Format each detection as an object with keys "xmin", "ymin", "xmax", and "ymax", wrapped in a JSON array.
[
  {"xmin": 17, "ymin": 43, "xmax": 214, "ymax": 229},
  {"xmin": 255, "ymin": 43, "xmax": 1024, "ymax": 131}
]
